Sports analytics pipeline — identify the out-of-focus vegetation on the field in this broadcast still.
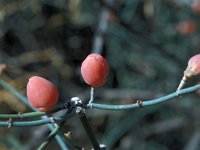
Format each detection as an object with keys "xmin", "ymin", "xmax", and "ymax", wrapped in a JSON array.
[{"xmin": 0, "ymin": 0, "xmax": 200, "ymax": 149}]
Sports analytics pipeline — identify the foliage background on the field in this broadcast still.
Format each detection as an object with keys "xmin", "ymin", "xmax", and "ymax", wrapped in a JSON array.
[{"xmin": 0, "ymin": 0, "xmax": 200, "ymax": 149}]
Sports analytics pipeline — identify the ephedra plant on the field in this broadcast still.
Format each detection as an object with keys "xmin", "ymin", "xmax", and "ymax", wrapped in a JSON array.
[{"xmin": 0, "ymin": 53, "xmax": 200, "ymax": 150}]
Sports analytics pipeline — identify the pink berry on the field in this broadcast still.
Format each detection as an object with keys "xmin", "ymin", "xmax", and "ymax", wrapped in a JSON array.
[
  {"xmin": 176, "ymin": 21, "xmax": 197, "ymax": 35},
  {"xmin": 27, "ymin": 76, "xmax": 59, "ymax": 112},
  {"xmin": 177, "ymin": 54, "xmax": 200, "ymax": 91},
  {"xmin": 81, "ymin": 53, "xmax": 109, "ymax": 87},
  {"xmin": 192, "ymin": 0, "xmax": 200, "ymax": 15},
  {"xmin": 185, "ymin": 54, "xmax": 200, "ymax": 77}
]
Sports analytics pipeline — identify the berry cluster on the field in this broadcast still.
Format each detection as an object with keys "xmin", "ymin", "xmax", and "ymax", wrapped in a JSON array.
[{"xmin": 27, "ymin": 53, "xmax": 109, "ymax": 111}]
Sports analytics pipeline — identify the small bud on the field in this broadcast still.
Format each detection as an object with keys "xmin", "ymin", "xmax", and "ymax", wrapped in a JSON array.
[
  {"xmin": 185, "ymin": 54, "xmax": 200, "ymax": 77},
  {"xmin": 177, "ymin": 54, "xmax": 200, "ymax": 91}
]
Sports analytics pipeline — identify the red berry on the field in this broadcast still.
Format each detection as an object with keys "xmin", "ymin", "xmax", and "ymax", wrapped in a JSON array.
[
  {"xmin": 185, "ymin": 54, "xmax": 200, "ymax": 77},
  {"xmin": 192, "ymin": 0, "xmax": 200, "ymax": 15},
  {"xmin": 27, "ymin": 76, "xmax": 59, "ymax": 112},
  {"xmin": 81, "ymin": 53, "xmax": 109, "ymax": 87},
  {"xmin": 176, "ymin": 21, "xmax": 197, "ymax": 35}
]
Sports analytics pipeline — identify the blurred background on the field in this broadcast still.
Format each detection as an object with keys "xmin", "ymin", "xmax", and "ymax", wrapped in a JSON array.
[{"xmin": 0, "ymin": 0, "xmax": 200, "ymax": 149}]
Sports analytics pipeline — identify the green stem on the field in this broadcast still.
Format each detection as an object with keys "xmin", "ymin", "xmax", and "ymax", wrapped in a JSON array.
[
  {"xmin": 0, "ymin": 117, "xmax": 62, "ymax": 127},
  {"xmin": 86, "ymin": 84, "xmax": 200, "ymax": 110},
  {"xmin": 89, "ymin": 86, "xmax": 95, "ymax": 103},
  {"xmin": 37, "ymin": 109, "xmax": 73, "ymax": 150},
  {"xmin": 0, "ymin": 112, "xmax": 45, "ymax": 119},
  {"xmin": 77, "ymin": 109, "xmax": 100, "ymax": 150},
  {"xmin": 37, "ymin": 125, "xmax": 60, "ymax": 150}
]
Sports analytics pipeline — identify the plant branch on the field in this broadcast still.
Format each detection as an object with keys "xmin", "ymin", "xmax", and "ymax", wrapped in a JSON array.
[
  {"xmin": 37, "ymin": 125, "xmax": 60, "ymax": 150},
  {"xmin": 0, "ymin": 112, "xmax": 45, "ymax": 119},
  {"xmin": 86, "ymin": 84, "xmax": 200, "ymax": 110},
  {"xmin": 76, "ymin": 107, "xmax": 100, "ymax": 150},
  {"xmin": 37, "ymin": 109, "xmax": 73, "ymax": 150},
  {"xmin": 0, "ymin": 117, "xmax": 62, "ymax": 127}
]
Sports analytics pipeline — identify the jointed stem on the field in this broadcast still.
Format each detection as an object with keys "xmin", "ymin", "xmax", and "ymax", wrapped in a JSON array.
[
  {"xmin": 0, "ymin": 112, "xmax": 45, "ymax": 119},
  {"xmin": 86, "ymin": 84, "xmax": 200, "ymax": 110},
  {"xmin": 37, "ymin": 109, "xmax": 73, "ymax": 150},
  {"xmin": 76, "ymin": 108, "xmax": 100, "ymax": 150},
  {"xmin": 37, "ymin": 125, "xmax": 60, "ymax": 150}
]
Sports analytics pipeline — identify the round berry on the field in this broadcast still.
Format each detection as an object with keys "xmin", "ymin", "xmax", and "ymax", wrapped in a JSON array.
[
  {"xmin": 176, "ymin": 21, "xmax": 196, "ymax": 35},
  {"xmin": 192, "ymin": 0, "xmax": 200, "ymax": 15},
  {"xmin": 185, "ymin": 54, "xmax": 200, "ymax": 77},
  {"xmin": 81, "ymin": 53, "xmax": 109, "ymax": 87},
  {"xmin": 27, "ymin": 76, "xmax": 59, "ymax": 112}
]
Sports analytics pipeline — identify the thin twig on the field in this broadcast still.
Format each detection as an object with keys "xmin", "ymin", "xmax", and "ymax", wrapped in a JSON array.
[
  {"xmin": 37, "ymin": 125, "xmax": 60, "ymax": 150},
  {"xmin": 0, "ymin": 117, "xmax": 62, "ymax": 127},
  {"xmin": 0, "ymin": 112, "xmax": 45, "ymax": 119},
  {"xmin": 37, "ymin": 109, "xmax": 73, "ymax": 150},
  {"xmin": 86, "ymin": 84, "xmax": 200, "ymax": 110},
  {"xmin": 76, "ymin": 107, "xmax": 100, "ymax": 150},
  {"xmin": 89, "ymin": 86, "xmax": 95, "ymax": 103}
]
